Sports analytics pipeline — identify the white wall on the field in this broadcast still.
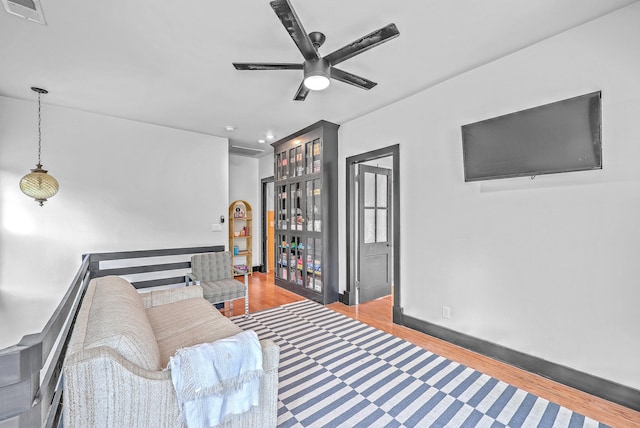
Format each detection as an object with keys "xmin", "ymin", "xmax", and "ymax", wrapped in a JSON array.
[
  {"xmin": 258, "ymin": 152, "xmax": 274, "ymax": 180},
  {"xmin": 229, "ymin": 154, "xmax": 260, "ymax": 267},
  {"xmin": 339, "ymin": 3, "xmax": 640, "ymax": 390},
  {"xmin": 255, "ymin": 153, "xmax": 275, "ymax": 271},
  {"xmin": 0, "ymin": 97, "xmax": 229, "ymax": 348}
]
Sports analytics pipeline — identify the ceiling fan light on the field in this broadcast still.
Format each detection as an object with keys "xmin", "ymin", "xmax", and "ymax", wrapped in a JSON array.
[
  {"xmin": 303, "ymin": 59, "xmax": 330, "ymax": 91},
  {"xmin": 304, "ymin": 75, "xmax": 330, "ymax": 91}
]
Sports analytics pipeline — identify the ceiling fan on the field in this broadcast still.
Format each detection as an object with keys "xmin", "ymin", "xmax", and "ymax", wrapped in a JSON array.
[{"xmin": 232, "ymin": 0, "xmax": 400, "ymax": 101}]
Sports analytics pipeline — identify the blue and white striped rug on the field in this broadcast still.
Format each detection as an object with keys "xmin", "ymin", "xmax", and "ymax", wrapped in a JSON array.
[{"xmin": 232, "ymin": 299, "xmax": 608, "ymax": 428}]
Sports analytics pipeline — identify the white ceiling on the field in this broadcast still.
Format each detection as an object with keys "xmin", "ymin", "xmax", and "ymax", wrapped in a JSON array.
[{"xmin": 1, "ymin": 0, "xmax": 637, "ymax": 157}]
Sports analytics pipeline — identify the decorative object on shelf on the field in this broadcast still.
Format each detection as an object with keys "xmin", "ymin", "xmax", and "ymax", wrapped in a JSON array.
[{"xmin": 20, "ymin": 87, "xmax": 59, "ymax": 206}]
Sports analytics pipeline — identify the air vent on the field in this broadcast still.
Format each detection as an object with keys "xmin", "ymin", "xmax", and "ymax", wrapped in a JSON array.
[
  {"xmin": 2, "ymin": 0, "xmax": 46, "ymax": 24},
  {"xmin": 229, "ymin": 145, "xmax": 265, "ymax": 157}
]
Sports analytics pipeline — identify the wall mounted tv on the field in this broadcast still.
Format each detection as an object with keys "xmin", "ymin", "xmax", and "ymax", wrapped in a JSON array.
[{"xmin": 461, "ymin": 91, "xmax": 602, "ymax": 182}]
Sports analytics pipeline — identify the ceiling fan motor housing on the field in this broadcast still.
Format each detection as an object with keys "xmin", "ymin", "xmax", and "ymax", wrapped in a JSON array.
[{"xmin": 308, "ymin": 31, "xmax": 326, "ymax": 49}]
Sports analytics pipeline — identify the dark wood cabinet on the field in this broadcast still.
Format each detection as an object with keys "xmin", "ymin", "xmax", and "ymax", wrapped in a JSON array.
[{"xmin": 272, "ymin": 120, "xmax": 339, "ymax": 304}]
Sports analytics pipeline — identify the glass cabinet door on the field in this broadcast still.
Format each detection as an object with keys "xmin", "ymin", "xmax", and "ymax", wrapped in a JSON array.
[
  {"xmin": 313, "ymin": 139, "xmax": 321, "ymax": 173},
  {"xmin": 276, "ymin": 152, "xmax": 288, "ymax": 180},
  {"xmin": 313, "ymin": 179, "xmax": 321, "ymax": 232},
  {"xmin": 305, "ymin": 142, "xmax": 313, "ymax": 174},
  {"xmin": 277, "ymin": 185, "xmax": 288, "ymax": 230},
  {"xmin": 289, "ymin": 148, "xmax": 296, "ymax": 178},
  {"xmin": 305, "ymin": 139, "xmax": 321, "ymax": 175},
  {"xmin": 305, "ymin": 181, "xmax": 313, "ymax": 231},
  {"xmin": 304, "ymin": 237, "xmax": 322, "ymax": 291},
  {"xmin": 276, "ymin": 232, "xmax": 286, "ymax": 280},
  {"xmin": 290, "ymin": 182, "xmax": 303, "ymax": 231},
  {"xmin": 295, "ymin": 145, "xmax": 304, "ymax": 177}
]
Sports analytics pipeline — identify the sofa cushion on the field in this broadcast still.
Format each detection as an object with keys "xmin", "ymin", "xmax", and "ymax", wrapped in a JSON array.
[
  {"xmin": 191, "ymin": 252, "xmax": 233, "ymax": 281},
  {"xmin": 84, "ymin": 276, "xmax": 161, "ymax": 371},
  {"xmin": 146, "ymin": 298, "xmax": 243, "ymax": 368},
  {"xmin": 201, "ymin": 278, "xmax": 245, "ymax": 303}
]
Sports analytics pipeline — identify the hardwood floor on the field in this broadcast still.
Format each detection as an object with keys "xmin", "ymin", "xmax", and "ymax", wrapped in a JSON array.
[{"xmin": 227, "ymin": 272, "xmax": 640, "ymax": 427}]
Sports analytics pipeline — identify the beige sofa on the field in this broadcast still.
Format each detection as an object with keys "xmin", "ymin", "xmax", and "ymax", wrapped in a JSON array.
[{"xmin": 63, "ymin": 275, "xmax": 279, "ymax": 427}]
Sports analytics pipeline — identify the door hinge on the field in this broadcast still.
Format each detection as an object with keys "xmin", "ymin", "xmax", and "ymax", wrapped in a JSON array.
[{"xmin": 354, "ymin": 174, "xmax": 360, "ymax": 182}]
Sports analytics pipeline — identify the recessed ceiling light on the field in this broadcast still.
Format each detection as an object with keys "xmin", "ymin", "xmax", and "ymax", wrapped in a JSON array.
[
  {"xmin": 266, "ymin": 133, "xmax": 275, "ymax": 140},
  {"xmin": 258, "ymin": 139, "xmax": 266, "ymax": 144},
  {"xmin": 225, "ymin": 125, "xmax": 235, "ymax": 132}
]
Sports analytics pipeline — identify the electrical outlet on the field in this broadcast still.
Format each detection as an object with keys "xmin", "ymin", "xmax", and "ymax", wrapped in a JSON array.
[
  {"xmin": 442, "ymin": 306, "xmax": 451, "ymax": 319},
  {"xmin": 211, "ymin": 223, "xmax": 222, "ymax": 232}
]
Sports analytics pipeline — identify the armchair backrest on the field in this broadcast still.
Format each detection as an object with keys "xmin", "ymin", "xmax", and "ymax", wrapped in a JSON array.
[{"xmin": 191, "ymin": 252, "xmax": 233, "ymax": 281}]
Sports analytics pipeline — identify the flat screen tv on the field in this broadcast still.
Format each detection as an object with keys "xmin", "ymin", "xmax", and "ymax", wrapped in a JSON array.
[{"xmin": 461, "ymin": 91, "xmax": 602, "ymax": 182}]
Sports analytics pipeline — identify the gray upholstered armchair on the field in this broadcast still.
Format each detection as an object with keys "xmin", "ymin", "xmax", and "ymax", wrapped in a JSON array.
[{"xmin": 186, "ymin": 252, "xmax": 249, "ymax": 318}]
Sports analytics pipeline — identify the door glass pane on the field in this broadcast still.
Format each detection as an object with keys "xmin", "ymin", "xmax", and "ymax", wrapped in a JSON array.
[
  {"xmin": 364, "ymin": 208, "xmax": 375, "ymax": 243},
  {"xmin": 291, "ymin": 183, "xmax": 302, "ymax": 230},
  {"xmin": 305, "ymin": 237, "xmax": 312, "ymax": 289},
  {"xmin": 364, "ymin": 172, "xmax": 375, "ymax": 208},
  {"xmin": 295, "ymin": 146, "xmax": 304, "ymax": 176},
  {"xmin": 377, "ymin": 174, "xmax": 387, "ymax": 208},
  {"xmin": 313, "ymin": 179, "xmax": 321, "ymax": 232},
  {"xmin": 278, "ymin": 185, "xmax": 287, "ymax": 229},
  {"xmin": 289, "ymin": 185, "xmax": 296, "ymax": 229},
  {"xmin": 296, "ymin": 183, "xmax": 303, "ymax": 230},
  {"xmin": 278, "ymin": 234, "xmax": 288, "ymax": 280},
  {"xmin": 306, "ymin": 142, "xmax": 313, "ymax": 174},
  {"xmin": 306, "ymin": 181, "xmax": 313, "ymax": 231},
  {"xmin": 313, "ymin": 140, "xmax": 321, "ymax": 173},
  {"xmin": 289, "ymin": 148, "xmax": 295, "ymax": 178},
  {"xmin": 376, "ymin": 209, "xmax": 387, "ymax": 243},
  {"xmin": 280, "ymin": 153, "xmax": 288, "ymax": 180},
  {"xmin": 314, "ymin": 238, "xmax": 322, "ymax": 291},
  {"xmin": 293, "ymin": 236, "xmax": 303, "ymax": 285}
]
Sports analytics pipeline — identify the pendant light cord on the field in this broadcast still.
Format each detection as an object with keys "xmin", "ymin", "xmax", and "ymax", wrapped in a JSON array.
[{"xmin": 37, "ymin": 91, "xmax": 42, "ymax": 166}]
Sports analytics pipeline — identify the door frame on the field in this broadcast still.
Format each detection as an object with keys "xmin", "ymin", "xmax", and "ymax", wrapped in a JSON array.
[
  {"xmin": 260, "ymin": 176, "xmax": 274, "ymax": 273},
  {"xmin": 345, "ymin": 144, "xmax": 402, "ymax": 323}
]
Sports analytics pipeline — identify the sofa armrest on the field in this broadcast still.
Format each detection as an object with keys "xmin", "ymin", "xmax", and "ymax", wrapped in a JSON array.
[
  {"xmin": 140, "ymin": 285, "xmax": 204, "ymax": 309},
  {"xmin": 64, "ymin": 346, "xmax": 181, "ymax": 427},
  {"xmin": 259, "ymin": 339, "xmax": 279, "ymax": 372}
]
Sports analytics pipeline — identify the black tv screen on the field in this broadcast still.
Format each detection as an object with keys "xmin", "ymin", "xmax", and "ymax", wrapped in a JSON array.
[{"xmin": 461, "ymin": 91, "xmax": 602, "ymax": 182}]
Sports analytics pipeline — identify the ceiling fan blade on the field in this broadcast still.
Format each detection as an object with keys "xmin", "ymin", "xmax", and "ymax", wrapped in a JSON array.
[
  {"xmin": 324, "ymin": 23, "xmax": 399, "ymax": 67},
  {"xmin": 330, "ymin": 68, "xmax": 377, "ymax": 90},
  {"xmin": 270, "ymin": 0, "xmax": 319, "ymax": 61},
  {"xmin": 233, "ymin": 63, "xmax": 303, "ymax": 71},
  {"xmin": 293, "ymin": 81, "xmax": 310, "ymax": 101}
]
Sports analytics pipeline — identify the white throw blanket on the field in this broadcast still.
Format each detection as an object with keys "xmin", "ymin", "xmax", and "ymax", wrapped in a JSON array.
[{"xmin": 168, "ymin": 330, "xmax": 263, "ymax": 427}]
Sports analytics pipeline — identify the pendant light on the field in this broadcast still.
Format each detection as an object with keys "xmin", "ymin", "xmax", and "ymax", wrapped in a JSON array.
[{"xmin": 19, "ymin": 87, "xmax": 59, "ymax": 206}]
